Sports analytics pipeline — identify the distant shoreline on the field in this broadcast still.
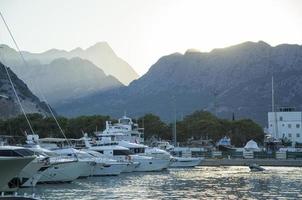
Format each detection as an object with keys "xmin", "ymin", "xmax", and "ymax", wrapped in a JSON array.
[{"xmin": 200, "ymin": 158, "xmax": 302, "ymax": 167}]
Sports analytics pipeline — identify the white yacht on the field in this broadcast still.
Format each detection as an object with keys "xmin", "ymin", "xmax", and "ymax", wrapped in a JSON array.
[
  {"xmin": 169, "ymin": 157, "xmax": 202, "ymax": 167},
  {"xmin": 83, "ymin": 149, "xmax": 129, "ymax": 176},
  {"xmin": 25, "ymin": 135, "xmax": 81, "ymax": 184},
  {"xmin": 17, "ymin": 148, "xmax": 50, "ymax": 187},
  {"xmin": 100, "ymin": 116, "xmax": 144, "ymax": 143},
  {"xmin": 95, "ymin": 117, "xmax": 172, "ymax": 169},
  {"xmin": 82, "ymin": 136, "xmax": 136, "ymax": 173},
  {"xmin": 37, "ymin": 138, "xmax": 100, "ymax": 178},
  {"xmin": 0, "ymin": 146, "xmax": 35, "ymax": 192},
  {"xmin": 83, "ymin": 135, "xmax": 169, "ymax": 172},
  {"xmin": 0, "ymin": 146, "xmax": 41, "ymax": 199},
  {"xmin": 52, "ymin": 148, "xmax": 97, "ymax": 178}
]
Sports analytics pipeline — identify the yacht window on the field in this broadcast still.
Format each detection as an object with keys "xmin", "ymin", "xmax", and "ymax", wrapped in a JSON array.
[
  {"xmin": 0, "ymin": 150, "xmax": 21, "ymax": 157},
  {"xmin": 288, "ymin": 124, "xmax": 292, "ymax": 128},
  {"xmin": 279, "ymin": 116, "xmax": 283, "ymax": 121},
  {"xmin": 297, "ymin": 133, "xmax": 300, "ymax": 138},
  {"xmin": 130, "ymin": 148, "xmax": 145, "ymax": 154},
  {"xmin": 288, "ymin": 133, "xmax": 292, "ymax": 137},
  {"xmin": 113, "ymin": 150, "xmax": 131, "ymax": 156},
  {"xmin": 14, "ymin": 149, "xmax": 35, "ymax": 157},
  {"xmin": 296, "ymin": 124, "xmax": 300, "ymax": 128},
  {"xmin": 96, "ymin": 150, "xmax": 104, "ymax": 154}
]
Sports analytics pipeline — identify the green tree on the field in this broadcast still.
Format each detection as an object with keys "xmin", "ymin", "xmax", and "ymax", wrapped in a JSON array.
[{"xmin": 138, "ymin": 113, "xmax": 171, "ymax": 140}]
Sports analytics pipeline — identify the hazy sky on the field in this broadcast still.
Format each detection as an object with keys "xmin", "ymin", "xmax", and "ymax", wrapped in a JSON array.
[{"xmin": 1, "ymin": 0, "xmax": 302, "ymax": 75}]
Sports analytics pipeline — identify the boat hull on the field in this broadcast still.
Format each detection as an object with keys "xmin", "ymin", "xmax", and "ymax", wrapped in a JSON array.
[
  {"xmin": 38, "ymin": 161, "xmax": 80, "ymax": 183},
  {"xmin": 0, "ymin": 157, "xmax": 35, "ymax": 192},
  {"xmin": 169, "ymin": 157, "xmax": 202, "ymax": 168},
  {"xmin": 133, "ymin": 158, "xmax": 170, "ymax": 172},
  {"xmin": 19, "ymin": 159, "xmax": 49, "ymax": 187},
  {"xmin": 93, "ymin": 162, "xmax": 126, "ymax": 176},
  {"xmin": 78, "ymin": 160, "xmax": 95, "ymax": 178}
]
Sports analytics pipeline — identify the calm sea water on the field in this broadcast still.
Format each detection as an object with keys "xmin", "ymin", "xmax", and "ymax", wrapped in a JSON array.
[{"xmin": 21, "ymin": 166, "xmax": 302, "ymax": 199}]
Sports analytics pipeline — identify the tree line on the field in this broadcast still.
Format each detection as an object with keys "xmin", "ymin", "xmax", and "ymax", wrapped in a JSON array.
[{"xmin": 0, "ymin": 111, "xmax": 264, "ymax": 147}]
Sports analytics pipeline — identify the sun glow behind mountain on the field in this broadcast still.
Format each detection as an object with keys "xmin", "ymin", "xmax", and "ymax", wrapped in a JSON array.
[{"xmin": 0, "ymin": 0, "xmax": 302, "ymax": 75}]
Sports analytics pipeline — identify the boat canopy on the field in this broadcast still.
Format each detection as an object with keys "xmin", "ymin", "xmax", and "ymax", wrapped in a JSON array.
[{"xmin": 244, "ymin": 140, "xmax": 260, "ymax": 150}]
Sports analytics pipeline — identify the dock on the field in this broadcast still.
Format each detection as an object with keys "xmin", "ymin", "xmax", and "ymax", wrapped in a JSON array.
[{"xmin": 200, "ymin": 158, "xmax": 302, "ymax": 167}]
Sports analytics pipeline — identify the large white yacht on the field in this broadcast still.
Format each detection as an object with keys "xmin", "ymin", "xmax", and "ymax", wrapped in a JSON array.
[
  {"xmin": 83, "ymin": 134, "xmax": 169, "ymax": 172},
  {"xmin": 99, "ymin": 116, "xmax": 202, "ymax": 168},
  {"xmin": 101, "ymin": 116, "xmax": 144, "ymax": 143},
  {"xmin": 52, "ymin": 148, "xmax": 97, "ymax": 178},
  {"xmin": 81, "ymin": 135, "xmax": 139, "ymax": 173},
  {"xmin": 17, "ymin": 148, "xmax": 50, "ymax": 187},
  {"xmin": 38, "ymin": 137, "xmax": 129, "ymax": 176},
  {"xmin": 0, "ymin": 146, "xmax": 35, "ymax": 191},
  {"xmin": 0, "ymin": 146, "xmax": 42, "ymax": 200},
  {"xmin": 83, "ymin": 149, "xmax": 129, "ymax": 175},
  {"xmin": 25, "ymin": 135, "xmax": 81, "ymax": 183}
]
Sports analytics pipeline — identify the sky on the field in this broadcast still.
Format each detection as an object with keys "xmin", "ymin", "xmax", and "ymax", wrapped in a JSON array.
[{"xmin": 0, "ymin": 0, "xmax": 302, "ymax": 76}]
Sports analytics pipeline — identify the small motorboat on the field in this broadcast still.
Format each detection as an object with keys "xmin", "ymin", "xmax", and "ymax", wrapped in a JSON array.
[
  {"xmin": 169, "ymin": 157, "xmax": 203, "ymax": 168},
  {"xmin": 249, "ymin": 163, "xmax": 265, "ymax": 172}
]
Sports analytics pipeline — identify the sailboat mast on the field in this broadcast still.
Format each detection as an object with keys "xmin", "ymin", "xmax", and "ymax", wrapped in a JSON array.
[
  {"xmin": 174, "ymin": 109, "xmax": 177, "ymax": 146},
  {"xmin": 272, "ymin": 75, "xmax": 278, "ymax": 139},
  {"xmin": 172, "ymin": 96, "xmax": 177, "ymax": 146},
  {"xmin": 272, "ymin": 76, "xmax": 275, "ymax": 113}
]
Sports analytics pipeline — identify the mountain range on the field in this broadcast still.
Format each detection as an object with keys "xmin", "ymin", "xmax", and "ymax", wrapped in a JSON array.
[
  {"xmin": 21, "ymin": 42, "xmax": 138, "ymax": 85},
  {"xmin": 54, "ymin": 41, "xmax": 302, "ymax": 126},
  {"xmin": 0, "ymin": 43, "xmax": 135, "ymax": 104},
  {"xmin": 0, "ymin": 62, "xmax": 50, "ymax": 118}
]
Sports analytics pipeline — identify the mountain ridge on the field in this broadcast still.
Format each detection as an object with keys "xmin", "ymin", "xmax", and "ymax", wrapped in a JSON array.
[
  {"xmin": 0, "ymin": 62, "xmax": 51, "ymax": 118},
  {"xmin": 18, "ymin": 42, "xmax": 138, "ymax": 85},
  {"xmin": 54, "ymin": 41, "xmax": 302, "ymax": 126}
]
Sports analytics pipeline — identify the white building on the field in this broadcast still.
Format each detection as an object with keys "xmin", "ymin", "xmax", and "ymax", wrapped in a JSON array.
[{"xmin": 268, "ymin": 107, "xmax": 302, "ymax": 147}]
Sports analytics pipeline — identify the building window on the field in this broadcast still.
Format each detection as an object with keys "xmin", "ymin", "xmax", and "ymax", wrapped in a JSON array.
[
  {"xmin": 282, "ymin": 124, "xmax": 285, "ymax": 127},
  {"xmin": 288, "ymin": 133, "xmax": 292, "ymax": 137},
  {"xmin": 288, "ymin": 124, "xmax": 292, "ymax": 128},
  {"xmin": 296, "ymin": 124, "xmax": 300, "ymax": 128},
  {"xmin": 297, "ymin": 133, "xmax": 300, "ymax": 138},
  {"xmin": 279, "ymin": 116, "xmax": 283, "ymax": 121}
]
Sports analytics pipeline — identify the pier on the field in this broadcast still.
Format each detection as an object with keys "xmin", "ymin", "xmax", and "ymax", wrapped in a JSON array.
[{"xmin": 200, "ymin": 158, "xmax": 302, "ymax": 167}]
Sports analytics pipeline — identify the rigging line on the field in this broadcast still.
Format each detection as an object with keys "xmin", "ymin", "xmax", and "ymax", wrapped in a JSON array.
[
  {"xmin": 0, "ymin": 11, "xmax": 76, "ymax": 153},
  {"xmin": 0, "ymin": 55, "xmax": 35, "ymax": 135}
]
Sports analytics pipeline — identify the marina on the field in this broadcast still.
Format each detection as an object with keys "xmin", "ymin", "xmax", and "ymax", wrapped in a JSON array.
[
  {"xmin": 18, "ymin": 166, "xmax": 302, "ymax": 200},
  {"xmin": 1, "ymin": 1, "xmax": 302, "ymax": 199}
]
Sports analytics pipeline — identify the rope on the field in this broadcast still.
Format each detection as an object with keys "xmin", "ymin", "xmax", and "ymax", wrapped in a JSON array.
[{"xmin": 0, "ymin": 55, "xmax": 35, "ymax": 135}]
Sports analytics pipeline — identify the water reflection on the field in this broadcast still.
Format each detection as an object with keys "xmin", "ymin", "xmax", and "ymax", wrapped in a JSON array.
[{"xmin": 21, "ymin": 167, "xmax": 302, "ymax": 200}]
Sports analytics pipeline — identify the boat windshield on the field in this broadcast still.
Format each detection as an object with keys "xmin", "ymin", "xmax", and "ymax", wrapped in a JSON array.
[
  {"xmin": 0, "ymin": 148, "xmax": 35, "ymax": 157},
  {"xmin": 113, "ymin": 149, "xmax": 132, "ymax": 156},
  {"xmin": 14, "ymin": 149, "xmax": 35, "ymax": 156}
]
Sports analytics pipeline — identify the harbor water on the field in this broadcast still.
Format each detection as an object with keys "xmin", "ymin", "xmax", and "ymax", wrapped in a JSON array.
[{"xmin": 22, "ymin": 166, "xmax": 302, "ymax": 199}]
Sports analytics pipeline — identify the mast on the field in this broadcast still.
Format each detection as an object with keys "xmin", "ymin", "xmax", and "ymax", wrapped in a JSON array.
[
  {"xmin": 172, "ymin": 96, "xmax": 177, "ymax": 146},
  {"xmin": 272, "ymin": 76, "xmax": 278, "ymax": 139},
  {"xmin": 272, "ymin": 76, "xmax": 275, "ymax": 113}
]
